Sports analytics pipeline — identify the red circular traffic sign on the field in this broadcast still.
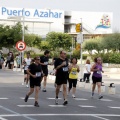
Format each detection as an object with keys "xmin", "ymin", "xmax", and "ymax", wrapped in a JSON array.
[{"xmin": 16, "ymin": 41, "xmax": 26, "ymax": 51}]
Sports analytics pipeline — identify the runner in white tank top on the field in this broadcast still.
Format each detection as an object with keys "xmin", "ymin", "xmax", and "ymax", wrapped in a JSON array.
[{"xmin": 22, "ymin": 53, "xmax": 31, "ymax": 87}]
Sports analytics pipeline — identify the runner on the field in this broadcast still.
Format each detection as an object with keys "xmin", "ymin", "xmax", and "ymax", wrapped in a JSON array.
[
  {"xmin": 91, "ymin": 57, "xmax": 104, "ymax": 99},
  {"xmin": 83, "ymin": 59, "xmax": 91, "ymax": 83},
  {"xmin": 55, "ymin": 50, "xmax": 69, "ymax": 105},
  {"xmin": 9, "ymin": 52, "xmax": 14, "ymax": 69},
  {"xmin": 68, "ymin": 58, "xmax": 80, "ymax": 98},
  {"xmin": 24, "ymin": 56, "xmax": 42, "ymax": 107},
  {"xmin": 40, "ymin": 50, "xmax": 50, "ymax": 92},
  {"xmin": 22, "ymin": 52, "xmax": 31, "ymax": 87},
  {"xmin": 5, "ymin": 53, "xmax": 11, "ymax": 68}
]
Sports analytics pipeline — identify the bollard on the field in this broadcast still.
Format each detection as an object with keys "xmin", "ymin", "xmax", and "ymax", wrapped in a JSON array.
[
  {"xmin": 101, "ymin": 82, "xmax": 105, "ymax": 93},
  {"xmin": 108, "ymin": 83, "xmax": 116, "ymax": 95}
]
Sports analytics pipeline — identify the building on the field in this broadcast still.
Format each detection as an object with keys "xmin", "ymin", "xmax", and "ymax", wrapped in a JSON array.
[{"xmin": 0, "ymin": 6, "xmax": 113, "ymax": 39}]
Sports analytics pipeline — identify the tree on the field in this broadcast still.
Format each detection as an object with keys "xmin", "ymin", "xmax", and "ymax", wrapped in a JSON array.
[
  {"xmin": 46, "ymin": 32, "xmax": 72, "ymax": 51},
  {"xmin": 83, "ymin": 37, "xmax": 104, "ymax": 54},
  {"xmin": 24, "ymin": 34, "xmax": 42, "ymax": 50},
  {"xmin": 102, "ymin": 33, "xmax": 120, "ymax": 52},
  {"xmin": 0, "ymin": 22, "xmax": 27, "ymax": 51}
]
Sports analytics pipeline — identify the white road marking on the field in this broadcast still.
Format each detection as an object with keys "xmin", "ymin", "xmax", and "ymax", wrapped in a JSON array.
[
  {"xmin": 47, "ymin": 98, "xmax": 62, "ymax": 100},
  {"xmin": 0, "ymin": 98, "xmax": 8, "ymax": 100},
  {"xmin": 74, "ymin": 98, "xmax": 88, "ymax": 101},
  {"xmin": 0, "ymin": 117, "xmax": 8, "ymax": 120},
  {"xmin": 17, "ymin": 105, "xmax": 34, "ymax": 107},
  {"xmin": 20, "ymin": 97, "xmax": 34, "ymax": 100},
  {"xmin": 100, "ymin": 99, "xmax": 112, "ymax": 101},
  {"xmin": 79, "ymin": 105, "xmax": 96, "ymax": 108},
  {"xmin": 92, "ymin": 115, "xmax": 110, "ymax": 120},
  {"xmin": 0, "ymin": 114, "xmax": 120, "ymax": 117},
  {"xmin": 108, "ymin": 106, "xmax": 120, "ymax": 109},
  {"xmin": 49, "ymin": 105, "xmax": 66, "ymax": 107}
]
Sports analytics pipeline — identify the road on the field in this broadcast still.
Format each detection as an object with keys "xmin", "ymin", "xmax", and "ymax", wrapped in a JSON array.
[{"xmin": 0, "ymin": 69, "xmax": 120, "ymax": 120}]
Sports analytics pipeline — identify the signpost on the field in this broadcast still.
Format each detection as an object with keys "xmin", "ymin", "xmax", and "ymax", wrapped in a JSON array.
[
  {"xmin": 75, "ymin": 20, "xmax": 83, "ymax": 79},
  {"xmin": 16, "ymin": 41, "xmax": 26, "ymax": 71}
]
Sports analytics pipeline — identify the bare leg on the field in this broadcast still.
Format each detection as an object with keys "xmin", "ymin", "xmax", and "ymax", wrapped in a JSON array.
[
  {"xmin": 63, "ymin": 84, "xmax": 67, "ymax": 101},
  {"xmin": 35, "ymin": 86, "xmax": 40, "ymax": 102},
  {"xmin": 43, "ymin": 76, "xmax": 47, "ymax": 89}
]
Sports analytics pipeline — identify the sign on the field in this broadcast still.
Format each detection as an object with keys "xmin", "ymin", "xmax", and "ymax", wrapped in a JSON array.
[
  {"xmin": 1, "ymin": 7, "xmax": 63, "ymax": 19},
  {"xmin": 16, "ymin": 41, "xmax": 26, "ymax": 51},
  {"xmin": 77, "ymin": 33, "xmax": 83, "ymax": 43},
  {"xmin": 75, "ymin": 23, "xmax": 82, "ymax": 32}
]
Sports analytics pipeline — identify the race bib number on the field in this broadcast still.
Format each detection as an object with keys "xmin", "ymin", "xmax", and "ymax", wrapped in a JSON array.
[
  {"xmin": 71, "ymin": 71, "xmax": 77, "ymax": 75},
  {"xmin": 63, "ymin": 67, "xmax": 68, "ymax": 72},
  {"xmin": 97, "ymin": 71, "xmax": 101, "ymax": 74},
  {"xmin": 36, "ymin": 72, "xmax": 41, "ymax": 77},
  {"xmin": 44, "ymin": 62, "xmax": 48, "ymax": 65},
  {"xmin": 25, "ymin": 66, "xmax": 28, "ymax": 70}
]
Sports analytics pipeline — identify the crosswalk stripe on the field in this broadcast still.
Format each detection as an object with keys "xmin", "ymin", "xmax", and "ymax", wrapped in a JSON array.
[
  {"xmin": 20, "ymin": 97, "xmax": 34, "ymax": 100},
  {"xmin": 79, "ymin": 105, "xmax": 96, "ymax": 108},
  {"xmin": 17, "ymin": 105, "xmax": 34, "ymax": 107},
  {"xmin": 0, "ymin": 98, "xmax": 8, "ymax": 100},
  {"xmin": 74, "ymin": 98, "xmax": 88, "ymax": 101},
  {"xmin": 47, "ymin": 98, "xmax": 62, "ymax": 100},
  {"xmin": 108, "ymin": 106, "xmax": 120, "ymax": 109},
  {"xmin": 100, "ymin": 99, "xmax": 112, "ymax": 101},
  {"xmin": 49, "ymin": 105, "xmax": 66, "ymax": 107}
]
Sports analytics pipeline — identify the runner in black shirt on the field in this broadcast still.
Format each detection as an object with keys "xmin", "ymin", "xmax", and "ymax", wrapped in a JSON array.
[
  {"xmin": 24, "ymin": 57, "xmax": 42, "ymax": 107},
  {"xmin": 40, "ymin": 50, "xmax": 50, "ymax": 92},
  {"xmin": 55, "ymin": 50, "xmax": 69, "ymax": 105}
]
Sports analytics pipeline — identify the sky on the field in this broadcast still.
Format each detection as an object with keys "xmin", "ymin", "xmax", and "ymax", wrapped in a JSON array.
[{"xmin": 1, "ymin": 0, "xmax": 120, "ymax": 31}]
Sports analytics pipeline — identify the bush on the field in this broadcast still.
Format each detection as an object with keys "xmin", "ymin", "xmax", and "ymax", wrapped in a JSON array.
[{"xmin": 92, "ymin": 53, "xmax": 120, "ymax": 64}]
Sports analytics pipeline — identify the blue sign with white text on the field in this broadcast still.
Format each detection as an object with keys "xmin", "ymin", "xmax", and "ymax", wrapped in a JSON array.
[{"xmin": 1, "ymin": 7, "xmax": 63, "ymax": 18}]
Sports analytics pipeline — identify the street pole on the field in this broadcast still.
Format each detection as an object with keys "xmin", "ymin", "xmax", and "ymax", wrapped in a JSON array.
[
  {"xmin": 80, "ymin": 18, "xmax": 83, "ymax": 79},
  {"xmin": 21, "ymin": 8, "xmax": 25, "ymax": 71}
]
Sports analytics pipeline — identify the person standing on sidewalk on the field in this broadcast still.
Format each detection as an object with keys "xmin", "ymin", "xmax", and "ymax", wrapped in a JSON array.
[
  {"xmin": 83, "ymin": 59, "xmax": 91, "ymax": 83},
  {"xmin": 22, "ymin": 52, "xmax": 31, "ymax": 87},
  {"xmin": 91, "ymin": 57, "xmax": 104, "ymax": 99},
  {"xmin": 40, "ymin": 50, "xmax": 50, "ymax": 92},
  {"xmin": 55, "ymin": 50, "xmax": 69, "ymax": 105},
  {"xmin": 68, "ymin": 58, "xmax": 80, "ymax": 98},
  {"xmin": 24, "ymin": 57, "xmax": 42, "ymax": 107}
]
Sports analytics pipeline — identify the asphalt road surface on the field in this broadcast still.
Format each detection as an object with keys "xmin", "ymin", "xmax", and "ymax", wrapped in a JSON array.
[{"xmin": 0, "ymin": 69, "xmax": 120, "ymax": 120}]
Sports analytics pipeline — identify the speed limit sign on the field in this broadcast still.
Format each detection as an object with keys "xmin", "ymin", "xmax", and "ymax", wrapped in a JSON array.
[{"xmin": 16, "ymin": 41, "xmax": 26, "ymax": 51}]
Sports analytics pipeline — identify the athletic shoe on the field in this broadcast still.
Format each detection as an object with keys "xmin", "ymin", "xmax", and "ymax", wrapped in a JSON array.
[
  {"xmin": 34, "ymin": 101, "xmax": 39, "ymax": 107},
  {"xmin": 63, "ymin": 101, "xmax": 68, "ymax": 105},
  {"xmin": 55, "ymin": 98, "xmax": 58, "ymax": 105},
  {"xmin": 42, "ymin": 89, "xmax": 47, "ymax": 92},
  {"xmin": 24, "ymin": 95, "xmax": 29, "ymax": 102},
  {"xmin": 99, "ymin": 95, "xmax": 103, "ymax": 99},
  {"xmin": 91, "ymin": 92, "xmax": 94, "ymax": 98},
  {"xmin": 72, "ymin": 94, "xmax": 76, "ymax": 98},
  {"xmin": 26, "ymin": 84, "xmax": 29, "ymax": 88}
]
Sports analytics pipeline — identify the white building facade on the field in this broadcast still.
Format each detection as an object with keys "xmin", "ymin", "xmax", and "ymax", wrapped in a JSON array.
[{"xmin": 0, "ymin": 6, "xmax": 113, "ymax": 37}]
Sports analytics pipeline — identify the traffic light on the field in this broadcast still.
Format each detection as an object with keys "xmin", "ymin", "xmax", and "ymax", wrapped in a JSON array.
[{"xmin": 75, "ymin": 23, "xmax": 82, "ymax": 32}]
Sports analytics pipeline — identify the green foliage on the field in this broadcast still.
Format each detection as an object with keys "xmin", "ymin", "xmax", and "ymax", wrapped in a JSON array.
[
  {"xmin": 83, "ymin": 37, "xmax": 104, "ymax": 52},
  {"xmin": 46, "ymin": 32, "xmax": 72, "ymax": 51},
  {"xmin": 82, "ymin": 33, "xmax": 120, "ymax": 63},
  {"xmin": 0, "ymin": 22, "xmax": 27, "ymax": 51},
  {"xmin": 92, "ymin": 52, "xmax": 120, "ymax": 64},
  {"xmin": 24, "ymin": 34, "xmax": 42, "ymax": 48}
]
